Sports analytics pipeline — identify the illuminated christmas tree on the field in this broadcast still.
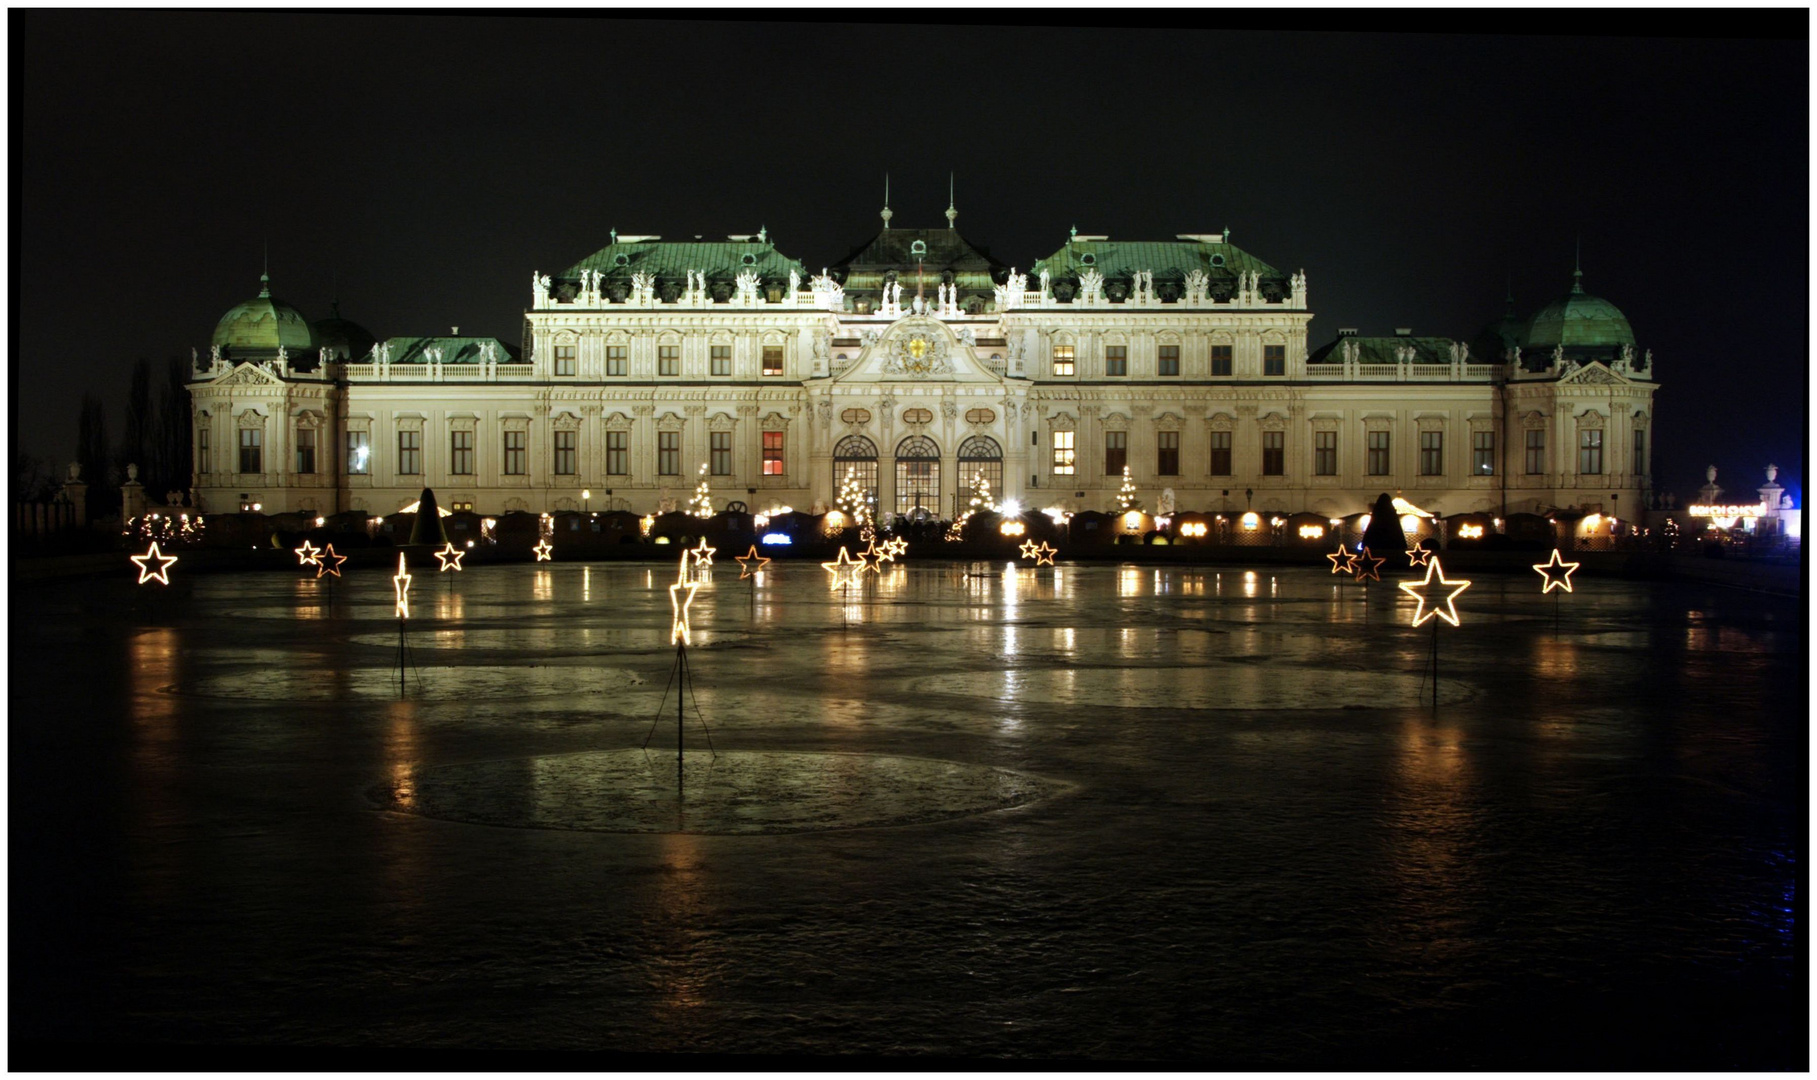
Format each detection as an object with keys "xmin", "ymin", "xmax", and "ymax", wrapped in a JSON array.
[
  {"xmin": 688, "ymin": 463, "xmax": 714, "ymax": 519},
  {"xmin": 946, "ymin": 471, "xmax": 994, "ymax": 540},
  {"xmin": 836, "ymin": 465, "xmax": 872, "ymax": 539},
  {"xmin": 1115, "ymin": 466, "xmax": 1141, "ymax": 512}
]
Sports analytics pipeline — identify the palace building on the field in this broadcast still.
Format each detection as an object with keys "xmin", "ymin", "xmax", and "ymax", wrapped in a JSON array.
[{"xmin": 186, "ymin": 198, "xmax": 1658, "ymax": 523}]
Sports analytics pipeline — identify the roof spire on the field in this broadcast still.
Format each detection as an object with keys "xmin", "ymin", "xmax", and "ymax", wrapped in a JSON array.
[
  {"xmin": 758, "ymin": 224, "xmax": 768, "ymax": 244},
  {"xmin": 1572, "ymin": 236, "xmax": 1583, "ymax": 294},
  {"xmin": 881, "ymin": 172, "xmax": 892, "ymax": 230},
  {"xmin": 946, "ymin": 173, "xmax": 957, "ymax": 230},
  {"xmin": 260, "ymin": 241, "xmax": 270, "ymax": 296}
]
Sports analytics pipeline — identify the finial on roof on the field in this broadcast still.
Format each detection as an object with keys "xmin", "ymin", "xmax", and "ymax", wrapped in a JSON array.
[
  {"xmin": 1069, "ymin": 225, "xmax": 1077, "ymax": 242},
  {"xmin": 758, "ymin": 225, "xmax": 768, "ymax": 244},
  {"xmin": 610, "ymin": 227, "xmax": 618, "ymax": 244},
  {"xmin": 946, "ymin": 173, "xmax": 957, "ymax": 230},
  {"xmin": 1572, "ymin": 237, "xmax": 1583, "ymax": 293},
  {"xmin": 881, "ymin": 173, "xmax": 892, "ymax": 230}
]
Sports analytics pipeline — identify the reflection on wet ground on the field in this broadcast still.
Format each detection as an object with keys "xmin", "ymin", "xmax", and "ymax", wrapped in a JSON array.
[{"xmin": 10, "ymin": 561, "xmax": 1804, "ymax": 1067}]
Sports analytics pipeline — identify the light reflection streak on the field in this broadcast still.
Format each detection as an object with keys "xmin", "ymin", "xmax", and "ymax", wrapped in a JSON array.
[
  {"xmin": 533, "ymin": 569, "xmax": 552, "ymax": 601},
  {"xmin": 1119, "ymin": 567, "xmax": 1141, "ymax": 597}
]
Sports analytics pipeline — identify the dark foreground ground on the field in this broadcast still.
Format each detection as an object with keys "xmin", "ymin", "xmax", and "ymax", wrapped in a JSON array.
[{"xmin": 9, "ymin": 560, "xmax": 1806, "ymax": 1068}]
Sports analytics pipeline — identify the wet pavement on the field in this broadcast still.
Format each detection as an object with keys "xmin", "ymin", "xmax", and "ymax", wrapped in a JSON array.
[{"xmin": 9, "ymin": 558, "xmax": 1806, "ymax": 1066}]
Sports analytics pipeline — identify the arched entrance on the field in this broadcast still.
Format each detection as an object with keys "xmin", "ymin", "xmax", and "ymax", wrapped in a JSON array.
[
  {"xmin": 833, "ymin": 434, "xmax": 879, "ymax": 509},
  {"xmin": 957, "ymin": 435, "xmax": 1003, "ymax": 510},
  {"xmin": 894, "ymin": 435, "xmax": 940, "ymax": 520}
]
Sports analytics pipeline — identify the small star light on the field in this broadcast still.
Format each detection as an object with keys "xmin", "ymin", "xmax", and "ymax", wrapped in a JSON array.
[
  {"xmin": 1018, "ymin": 539, "xmax": 1041, "ymax": 560},
  {"xmin": 857, "ymin": 540, "xmax": 884, "ymax": 574},
  {"xmin": 734, "ymin": 544, "xmax": 771, "ymax": 579},
  {"xmin": 821, "ymin": 546, "xmax": 864, "ymax": 591},
  {"xmin": 532, "ymin": 539, "xmax": 553, "ymax": 562},
  {"xmin": 1325, "ymin": 543, "xmax": 1351, "ymax": 574},
  {"xmin": 294, "ymin": 540, "xmax": 322, "ymax": 566},
  {"xmin": 1399, "ymin": 556, "xmax": 1472, "ymax": 628},
  {"xmin": 316, "ymin": 544, "xmax": 346, "ymax": 579},
  {"xmin": 1533, "ymin": 548, "xmax": 1580, "ymax": 594},
  {"xmin": 882, "ymin": 537, "xmax": 908, "ymax": 561},
  {"xmin": 1406, "ymin": 544, "xmax": 1433, "ymax": 568},
  {"xmin": 433, "ymin": 542, "xmax": 465, "ymax": 572},
  {"xmin": 668, "ymin": 552, "xmax": 700, "ymax": 645},
  {"xmin": 690, "ymin": 537, "xmax": 717, "ymax": 568},
  {"xmin": 393, "ymin": 552, "xmax": 412, "ymax": 619},
  {"xmin": 1351, "ymin": 546, "xmax": 1385, "ymax": 582},
  {"xmin": 131, "ymin": 541, "xmax": 178, "ymax": 585},
  {"xmin": 1024, "ymin": 540, "xmax": 1058, "ymax": 566}
]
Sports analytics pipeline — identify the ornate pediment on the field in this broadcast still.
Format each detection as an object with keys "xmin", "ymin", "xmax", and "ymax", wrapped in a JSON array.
[
  {"xmin": 213, "ymin": 362, "xmax": 284, "ymax": 388},
  {"xmin": 834, "ymin": 314, "xmax": 1004, "ymax": 385},
  {"xmin": 1558, "ymin": 361, "xmax": 1627, "ymax": 386}
]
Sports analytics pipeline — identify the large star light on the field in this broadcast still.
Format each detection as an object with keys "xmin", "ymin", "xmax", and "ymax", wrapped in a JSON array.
[
  {"xmin": 316, "ymin": 544, "xmax": 346, "ymax": 579},
  {"xmin": 393, "ymin": 552, "xmax": 412, "ymax": 619},
  {"xmin": 433, "ymin": 542, "xmax": 465, "ymax": 572},
  {"xmin": 532, "ymin": 539, "xmax": 553, "ymax": 562},
  {"xmin": 821, "ymin": 546, "xmax": 864, "ymax": 591},
  {"xmin": 1399, "ymin": 556, "xmax": 1472, "ymax": 627},
  {"xmin": 131, "ymin": 541, "xmax": 178, "ymax": 585},
  {"xmin": 668, "ymin": 552, "xmax": 699, "ymax": 645},
  {"xmin": 690, "ymin": 537, "xmax": 717, "ymax": 568},
  {"xmin": 1532, "ymin": 548, "xmax": 1580, "ymax": 594},
  {"xmin": 734, "ymin": 544, "xmax": 771, "ymax": 579},
  {"xmin": 857, "ymin": 541, "xmax": 884, "ymax": 574},
  {"xmin": 294, "ymin": 540, "xmax": 322, "ymax": 566},
  {"xmin": 1351, "ymin": 546, "xmax": 1385, "ymax": 582},
  {"xmin": 1326, "ymin": 544, "xmax": 1355, "ymax": 575}
]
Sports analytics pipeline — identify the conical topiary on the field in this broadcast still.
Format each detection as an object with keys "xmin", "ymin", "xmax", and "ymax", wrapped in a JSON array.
[
  {"xmin": 1360, "ymin": 491, "xmax": 1407, "ymax": 566},
  {"xmin": 406, "ymin": 486, "xmax": 449, "ymax": 547}
]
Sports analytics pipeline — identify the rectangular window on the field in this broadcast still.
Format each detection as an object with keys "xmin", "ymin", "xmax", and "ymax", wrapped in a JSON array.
[
  {"xmin": 1262, "ymin": 431, "xmax": 1285, "ymax": 475},
  {"xmin": 1104, "ymin": 431, "xmax": 1127, "ymax": 477},
  {"xmin": 1525, "ymin": 429, "xmax": 1545, "ymax": 475},
  {"xmin": 762, "ymin": 431, "xmax": 784, "ymax": 476},
  {"xmin": 238, "ymin": 428, "xmax": 261, "ymax": 474},
  {"xmin": 1633, "ymin": 428, "xmax": 1646, "ymax": 476},
  {"xmin": 295, "ymin": 428, "xmax": 316, "ymax": 475},
  {"xmin": 762, "ymin": 345, "xmax": 784, "ymax": 376},
  {"xmin": 1157, "ymin": 431, "xmax": 1180, "ymax": 476},
  {"xmin": 1158, "ymin": 344, "xmax": 1180, "ymax": 376},
  {"xmin": 1051, "ymin": 430, "xmax": 1075, "ymax": 474},
  {"xmin": 711, "ymin": 345, "xmax": 731, "ymax": 377},
  {"xmin": 1314, "ymin": 430, "xmax": 1337, "ymax": 476},
  {"xmin": 553, "ymin": 429, "xmax": 576, "ymax": 475},
  {"xmin": 1105, "ymin": 345, "xmax": 1127, "ymax": 377},
  {"xmin": 450, "ymin": 430, "xmax": 473, "ymax": 475},
  {"xmin": 397, "ymin": 430, "xmax": 420, "ymax": 475},
  {"xmin": 710, "ymin": 431, "xmax": 732, "ymax": 475},
  {"xmin": 1579, "ymin": 429, "xmax": 1603, "ymax": 475},
  {"xmin": 1367, "ymin": 431, "xmax": 1390, "ymax": 476},
  {"xmin": 504, "ymin": 430, "xmax": 526, "ymax": 476},
  {"xmin": 658, "ymin": 345, "xmax": 680, "ymax": 377},
  {"xmin": 198, "ymin": 427, "xmax": 210, "ymax": 474},
  {"xmin": 659, "ymin": 431, "xmax": 681, "ymax": 476},
  {"xmin": 451, "ymin": 501, "xmax": 473, "ymax": 512},
  {"xmin": 1473, "ymin": 431, "xmax": 1495, "ymax": 475},
  {"xmin": 1211, "ymin": 344, "xmax": 1233, "ymax": 377},
  {"xmin": 606, "ymin": 346, "xmax": 627, "ymax": 377},
  {"xmin": 345, "ymin": 431, "xmax": 367, "ymax": 475},
  {"xmin": 1209, "ymin": 431, "xmax": 1231, "ymax": 476},
  {"xmin": 1419, "ymin": 431, "xmax": 1443, "ymax": 476},
  {"xmin": 1053, "ymin": 345, "xmax": 1075, "ymax": 377},
  {"xmin": 554, "ymin": 344, "xmax": 576, "ymax": 377},
  {"xmin": 606, "ymin": 431, "xmax": 628, "ymax": 476},
  {"xmin": 1264, "ymin": 344, "xmax": 1286, "ymax": 376}
]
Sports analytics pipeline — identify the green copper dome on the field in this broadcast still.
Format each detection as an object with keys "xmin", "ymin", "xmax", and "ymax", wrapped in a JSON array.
[
  {"xmin": 1524, "ymin": 269, "xmax": 1634, "ymax": 350},
  {"xmin": 212, "ymin": 274, "xmax": 316, "ymax": 355}
]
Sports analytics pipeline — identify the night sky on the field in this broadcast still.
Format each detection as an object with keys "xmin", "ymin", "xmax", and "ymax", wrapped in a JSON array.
[{"xmin": 14, "ymin": 15, "xmax": 1808, "ymax": 505}]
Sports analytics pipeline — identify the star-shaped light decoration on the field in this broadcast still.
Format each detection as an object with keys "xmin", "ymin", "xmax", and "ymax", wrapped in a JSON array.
[
  {"xmin": 821, "ymin": 546, "xmax": 864, "ymax": 591},
  {"xmin": 734, "ymin": 544, "xmax": 771, "ymax": 580},
  {"xmin": 1326, "ymin": 544, "xmax": 1355, "ymax": 575},
  {"xmin": 882, "ymin": 537, "xmax": 908, "ymax": 561},
  {"xmin": 668, "ymin": 551, "xmax": 699, "ymax": 645},
  {"xmin": 532, "ymin": 539, "xmax": 553, "ymax": 562},
  {"xmin": 1406, "ymin": 544, "xmax": 1433, "ymax": 568},
  {"xmin": 1532, "ymin": 548, "xmax": 1580, "ymax": 594},
  {"xmin": 690, "ymin": 537, "xmax": 716, "ymax": 568},
  {"xmin": 393, "ymin": 552, "xmax": 412, "ymax": 619},
  {"xmin": 1398, "ymin": 556, "xmax": 1472, "ymax": 628},
  {"xmin": 294, "ymin": 540, "xmax": 322, "ymax": 566},
  {"xmin": 316, "ymin": 544, "xmax": 346, "ymax": 579},
  {"xmin": 1018, "ymin": 539, "xmax": 1042, "ymax": 560},
  {"xmin": 1351, "ymin": 546, "xmax": 1385, "ymax": 582},
  {"xmin": 1025, "ymin": 540, "xmax": 1058, "ymax": 566},
  {"xmin": 857, "ymin": 541, "xmax": 884, "ymax": 574},
  {"xmin": 433, "ymin": 542, "xmax": 465, "ymax": 572},
  {"xmin": 130, "ymin": 541, "xmax": 178, "ymax": 586}
]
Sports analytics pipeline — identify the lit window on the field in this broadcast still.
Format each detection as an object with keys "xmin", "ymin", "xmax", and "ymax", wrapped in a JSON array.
[
  {"xmin": 1367, "ymin": 431, "xmax": 1390, "ymax": 476},
  {"xmin": 1158, "ymin": 344, "xmax": 1180, "ymax": 376},
  {"xmin": 606, "ymin": 346, "xmax": 627, "ymax": 377},
  {"xmin": 1211, "ymin": 344, "xmax": 1232, "ymax": 377},
  {"xmin": 763, "ymin": 431, "xmax": 785, "ymax": 475},
  {"xmin": 1264, "ymin": 344, "xmax": 1286, "ymax": 376},
  {"xmin": 606, "ymin": 431, "xmax": 627, "ymax": 476},
  {"xmin": 451, "ymin": 501, "xmax": 473, "ymax": 512},
  {"xmin": 553, "ymin": 429, "xmax": 576, "ymax": 475},
  {"xmin": 238, "ymin": 428, "xmax": 261, "ymax": 474},
  {"xmin": 1209, "ymin": 431, "xmax": 1231, "ymax": 476},
  {"xmin": 451, "ymin": 430, "xmax": 473, "ymax": 476},
  {"xmin": 1053, "ymin": 345, "xmax": 1075, "ymax": 377},
  {"xmin": 295, "ymin": 428, "xmax": 316, "ymax": 475},
  {"xmin": 659, "ymin": 345, "xmax": 679, "ymax": 377},
  {"xmin": 1105, "ymin": 345, "xmax": 1127, "ymax": 377},
  {"xmin": 1051, "ymin": 430, "xmax": 1075, "ymax": 475},
  {"xmin": 711, "ymin": 345, "xmax": 731, "ymax": 377},
  {"xmin": 1473, "ymin": 431, "xmax": 1495, "ymax": 475},
  {"xmin": 397, "ymin": 430, "xmax": 420, "ymax": 475},
  {"xmin": 345, "ymin": 431, "xmax": 367, "ymax": 475},
  {"xmin": 710, "ymin": 431, "xmax": 732, "ymax": 476},
  {"xmin": 1105, "ymin": 431, "xmax": 1126, "ymax": 477},
  {"xmin": 1579, "ymin": 429, "xmax": 1603, "ymax": 475},
  {"xmin": 659, "ymin": 431, "xmax": 680, "ymax": 476},
  {"xmin": 762, "ymin": 345, "xmax": 784, "ymax": 376},
  {"xmin": 1314, "ymin": 430, "xmax": 1336, "ymax": 476},
  {"xmin": 1419, "ymin": 430, "xmax": 1443, "ymax": 476},
  {"xmin": 554, "ymin": 344, "xmax": 576, "ymax": 376},
  {"xmin": 504, "ymin": 431, "xmax": 526, "ymax": 475},
  {"xmin": 1262, "ymin": 431, "xmax": 1284, "ymax": 476},
  {"xmin": 1157, "ymin": 431, "xmax": 1179, "ymax": 476}
]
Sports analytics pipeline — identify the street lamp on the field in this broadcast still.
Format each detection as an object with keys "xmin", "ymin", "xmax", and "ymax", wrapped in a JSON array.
[{"xmin": 583, "ymin": 488, "xmax": 591, "ymax": 513}]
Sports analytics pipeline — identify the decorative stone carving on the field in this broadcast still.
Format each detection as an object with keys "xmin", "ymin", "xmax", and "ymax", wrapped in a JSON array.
[
  {"xmin": 735, "ymin": 269, "xmax": 761, "ymax": 306},
  {"xmin": 553, "ymin": 412, "xmax": 582, "ymax": 431},
  {"xmin": 631, "ymin": 271, "xmax": 655, "ymax": 305},
  {"xmin": 533, "ymin": 272, "xmax": 551, "ymax": 307},
  {"xmin": 941, "ymin": 400, "xmax": 958, "ymax": 420},
  {"xmin": 957, "ymin": 327, "xmax": 976, "ymax": 346},
  {"xmin": 883, "ymin": 321, "xmax": 955, "ymax": 378},
  {"xmin": 656, "ymin": 412, "xmax": 685, "ymax": 432},
  {"xmin": 1079, "ymin": 268, "xmax": 1104, "ymax": 303},
  {"xmin": 810, "ymin": 269, "xmax": 844, "ymax": 310},
  {"xmin": 816, "ymin": 400, "xmax": 832, "ymax": 428},
  {"xmin": 1341, "ymin": 339, "xmax": 1360, "ymax": 364},
  {"xmin": 1448, "ymin": 341, "xmax": 1469, "ymax": 364}
]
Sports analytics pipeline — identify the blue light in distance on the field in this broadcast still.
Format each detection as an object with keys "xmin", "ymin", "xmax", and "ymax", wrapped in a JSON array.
[{"xmin": 761, "ymin": 532, "xmax": 793, "ymax": 545}]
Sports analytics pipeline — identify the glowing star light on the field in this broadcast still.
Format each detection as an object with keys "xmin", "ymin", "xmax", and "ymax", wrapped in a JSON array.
[
  {"xmin": 1351, "ymin": 546, "xmax": 1385, "ymax": 582},
  {"xmin": 1326, "ymin": 544, "xmax": 1354, "ymax": 575},
  {"xmin": 1406, "ymin": 544, "xmax": 1432, "ymax": 568},
  {"xmin": 433, "ymin": 542, "xmax": 465, "ymax": 572},
  {"xmin": 131, "ymin": 541, "xmax": 178, "ymax": 585},
  {"xmin": 821, "ymin": 546, "xmax": 864, "ymax": 591},
  {"xmin": 294, "ymin": 540, "xmax": 322, "ymax": 566},
  {"xmin": 857, "ymin": 540, "xmax": 885, "ymax": 574},
  {"xmin": 689, "ymin": 537, "xmax": 716, "ymax": 568},
  {"xmin": 1019, "ymin": 540, "xmax": 1057, "ymax": 566},
  {"xmin": 532, "ymin": 539, "xmax": 553, "ymax": 562},
  {"xmin": 316, "ymin": 544, "xmax": 346, "ymax": 579},
  {"xmin": 1399, "ymin": 556, "xmax": 1472, "ymax": 628},
  {"xmin": 668, "ymin": 552, "xmax": 699, "ymax": 645},
  {"xmin": 1532, "ymin": 548, "xmax": 1580, "ymax": 594},
  {"xmin": 882, "ymin": 537, "xmax": 908, "ymax": 561},
  {"xmin": 734, "ymin": 544, "xmax": 772, "ymax": 579},
  {"xmin": 393, "ymin": 553, "xmax": 412, "ymax": 619}
]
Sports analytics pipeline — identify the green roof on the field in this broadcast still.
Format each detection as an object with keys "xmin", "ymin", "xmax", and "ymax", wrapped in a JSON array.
[
  {"xmin": 1524, "ymin": 271, "xmax": 1635, "ymax": 349},
  {"xmin": 560, "ymin": 239, "xmax": 809, "ymax": 284},
  {"xmin": 1031, "ymin": 236, "xmax": 1287, "ymax": 290},
  {"xmin": 212, "ymin": 274, "xmax": 316, "ymax": 353},
  {"xmin": 382, "ymin": 336, "xmax": 520, "ymax": 364}
]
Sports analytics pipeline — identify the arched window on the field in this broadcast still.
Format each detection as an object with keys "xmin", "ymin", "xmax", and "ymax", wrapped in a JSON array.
[
  {"xmin": 957, "ymin": 435, "xmax": 1003, "ymax": 501},
  {"xmin": 894, "ymin": 435, "xmax": 940, "ymax": 519},
  {"xmin": 834, "ymin": 434, "xmax": 879, "ymax": 507}
]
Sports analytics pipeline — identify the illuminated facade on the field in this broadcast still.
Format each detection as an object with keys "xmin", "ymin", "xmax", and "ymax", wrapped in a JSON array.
[{"xmin": 187, "ymin": 204, "xmax": 1658, "ymax": 522}]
